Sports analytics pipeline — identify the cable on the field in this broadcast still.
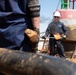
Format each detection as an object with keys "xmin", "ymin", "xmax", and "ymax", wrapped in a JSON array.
[{"xmin": 56, "ymin": 0, "xmax": 61, "ymax": 11}]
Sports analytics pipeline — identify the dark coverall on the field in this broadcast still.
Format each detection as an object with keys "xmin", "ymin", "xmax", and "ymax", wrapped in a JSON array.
[
  {"xmin": 45, "ymin": 21, "xmax": 68, "ymax": 58},
  {"xmin": 0, "ymin": 0, "xmax": 40, "ymax": 52}
]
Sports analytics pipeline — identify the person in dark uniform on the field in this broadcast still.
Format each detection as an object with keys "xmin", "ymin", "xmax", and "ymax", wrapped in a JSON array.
[
  {"xmin": 0, "ymin": 0, "xmax": 40, "ymax": 52},
  {"xmin": 45, "ymin": 11, "xmax": 68, "ymax": 58},
  {"xmin": 0, "ymin": 0, "xmax": 40, "ymax": 74}
]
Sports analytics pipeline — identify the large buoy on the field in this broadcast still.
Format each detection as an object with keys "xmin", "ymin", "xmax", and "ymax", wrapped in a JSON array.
[
  {"xmin": 56, "ymin": 9, "xmax": 76, "ymax": 41},
  {"xmin": 56, "ymin": 9, "xmax": 76, "ymax": 52}
]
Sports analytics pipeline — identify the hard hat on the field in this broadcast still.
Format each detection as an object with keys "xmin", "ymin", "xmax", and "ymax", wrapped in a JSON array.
[{"xmin": 53, "ymin": 11, "xmax": 61, "ymax": 17}]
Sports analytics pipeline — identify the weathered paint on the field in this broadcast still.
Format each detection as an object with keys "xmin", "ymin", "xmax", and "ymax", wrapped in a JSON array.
[
  {"xmin": 56, "ymin": 9, "xmax": 76, "ymax": 41},
  {"xmin": 59, "ymin": 9, "xmax": 76, "ymax": 19}
]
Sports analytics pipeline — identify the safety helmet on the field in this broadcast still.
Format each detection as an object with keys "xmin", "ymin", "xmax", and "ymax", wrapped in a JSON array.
[{"xmin": 53, "ymin": 11, "xmax": 61, "ymax": 17}]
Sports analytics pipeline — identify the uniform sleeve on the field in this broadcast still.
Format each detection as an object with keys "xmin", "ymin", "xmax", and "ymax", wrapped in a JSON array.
[
  {"xmin": 28, "ymin": 0, "xmax": 40, "ymax": 17},
  {"xmin": 62, "ymin": 23, "xmax": 68, "ymax": 36}
]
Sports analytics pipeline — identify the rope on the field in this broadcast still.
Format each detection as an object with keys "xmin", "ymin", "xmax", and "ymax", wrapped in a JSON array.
[{"xmin": 56, "ymin": 0, "xmax": 61, "ymax": 11}]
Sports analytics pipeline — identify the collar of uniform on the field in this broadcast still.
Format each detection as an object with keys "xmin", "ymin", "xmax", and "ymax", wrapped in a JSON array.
[{"xmin": 53, "ymin": 21, "xmax": 59, "ymax": 24}]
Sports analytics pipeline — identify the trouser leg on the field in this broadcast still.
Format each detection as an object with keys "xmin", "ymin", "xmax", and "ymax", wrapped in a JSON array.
[
  {"xmin": 56, "ymin": 41, "xmax": 65, "ymax": 58},
  {"xmin": 49, "ymin": 39, "xmax": 55, "ymax": 56}
]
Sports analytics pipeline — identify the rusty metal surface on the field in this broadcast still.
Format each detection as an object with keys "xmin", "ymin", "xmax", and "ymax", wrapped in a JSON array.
[
  {"xmin": 62, "ymin": 40, "xmax": 76, "ymax": 51},
  {"xmin": 0, "ymin": 48, "xmax": 76, "ymax": 75},
  {"xmin": 66, "ymin": 25, "xmax": 76, "ymax": 41}
]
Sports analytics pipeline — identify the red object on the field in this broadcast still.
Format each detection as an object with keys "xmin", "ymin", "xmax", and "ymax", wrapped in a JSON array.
[{"xmin": 58, "ymin": 9, "xmax": 76, "ymax": 19}]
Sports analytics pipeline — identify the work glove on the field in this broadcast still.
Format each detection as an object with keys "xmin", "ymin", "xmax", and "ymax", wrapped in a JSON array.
[
  {"xmin": 61, "ymin": 34, "xmax": 67, "ymax": 39},
  {"xmin": 25, "ymin": 28, "xmax": 40, "ymax": 51},
  {"xmin": 25, "ymin": 28, "xmax": 39, "ymax": 43},
  {"xmin": 53, "ymin": 33, "xmax": 62, "ymax": 40},
  {"xmin": 63, "ymin": 35, "xmax": 66, "ymax": 38}
]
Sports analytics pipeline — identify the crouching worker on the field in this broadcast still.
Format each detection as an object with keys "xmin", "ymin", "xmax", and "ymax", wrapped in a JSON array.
[
  {"xmin": 0, "ymin": 0, "xmax": 40, "ymax": 52},
  {"xmin": 42, "ymin": 11, "xmax": 68, "ymax": 58},
  {"xmin": 0, "ymin": 1, "xmax": 40, "ymax": 74}
]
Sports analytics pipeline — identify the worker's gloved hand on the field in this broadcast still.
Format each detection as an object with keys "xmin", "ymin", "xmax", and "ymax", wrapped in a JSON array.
[
  {"xmin": 25, "ymin": 28, "xmax": 39, "ymax": 43},
  {"xmin": 42, "ymin": 36, "xmax": 46, "ymax": 39},
  {"xmin": 63, "ymin": 35, "xmax": 66, "ymax": 38},
  {"xmin": 53, "ymin": 33, "xmax": 61, "ymax": 40},
  {"xmin": 61, "ymin": 34, "xmax": 67, "ymax": 39}
]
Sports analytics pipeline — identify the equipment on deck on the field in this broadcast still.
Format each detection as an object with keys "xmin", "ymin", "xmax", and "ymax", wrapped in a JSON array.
[{"xmin": 0, "ymin": 48, "xmax": 76, "ymax": 75}]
